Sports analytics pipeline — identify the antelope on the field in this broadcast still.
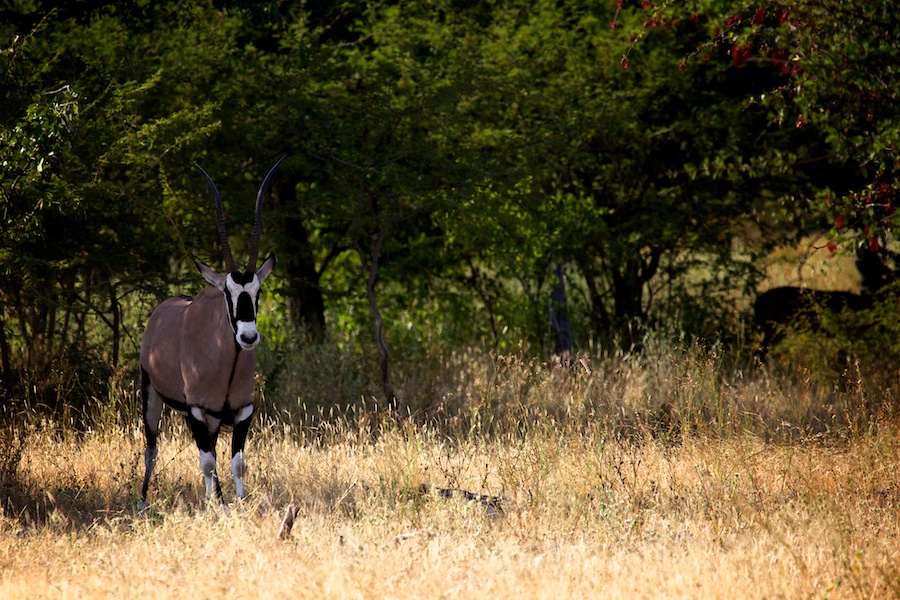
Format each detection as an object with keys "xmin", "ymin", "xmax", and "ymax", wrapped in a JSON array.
[
  {"xmin": 753, "ymin": 246, "xmax": 895, "ymax": 354},
  {"xmin": 139, "ymin": 157, "xmax": 283, "ymax": 505}
]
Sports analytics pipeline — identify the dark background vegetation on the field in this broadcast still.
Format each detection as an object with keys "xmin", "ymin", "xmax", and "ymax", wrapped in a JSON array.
[{"xmin": 2, "ymin": 0, "xmax": 899, "ymax": 427}]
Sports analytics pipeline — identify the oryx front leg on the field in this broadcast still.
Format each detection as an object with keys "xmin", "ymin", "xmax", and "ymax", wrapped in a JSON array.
[
  {"xmin": 230, "ymin": 404, "xmax": 255, "ymax": 499},
  {"xmin": 187, "ymin": 407, "xmax": 223, "ymax": 501}
]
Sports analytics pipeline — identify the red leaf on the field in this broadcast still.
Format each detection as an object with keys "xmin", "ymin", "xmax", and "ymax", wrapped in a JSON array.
[
  {"xmin": 750, "ymin": 7, "xmax": 767, "ymax": 25},
  {"xmin": 769, "ymin": 48, "xmax": 788, "ymax": 73},
  {"xmin": 731, "ymin": 44, "xmax": 752, "ymax": 67}
]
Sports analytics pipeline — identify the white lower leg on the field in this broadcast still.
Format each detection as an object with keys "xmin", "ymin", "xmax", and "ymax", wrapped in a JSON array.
[
  {"xmin": 231, "ymin": 451, "xmax": 246, "ymax": 499},
  {"xmin": 199, "ymin": 450, "xmax": 218, "ymax": 498}
]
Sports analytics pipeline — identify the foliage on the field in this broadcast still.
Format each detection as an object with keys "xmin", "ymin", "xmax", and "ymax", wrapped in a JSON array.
[
  {"xmin": 629, "ymin": 0, "xmax": 900, "ymax": 243},
  {"xmin": 622, "ymin": 0, "xmax": 900, "ymax": 376},
  {"xmin": 2, "ymin": 0, "xmax": 898, "ymax": 416},
  {"xmin": 1, "ymin": 3, "xmax": 227, "ymax": 415}
]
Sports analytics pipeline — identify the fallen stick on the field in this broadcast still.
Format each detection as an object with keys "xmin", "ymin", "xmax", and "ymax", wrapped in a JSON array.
[
  {"xmin": 407, "ymin": 484, "xmax": 503, "ymax": 515},
  {"xmin": 278, "ymin": 505, "xmax": 297, "ymax": 540}
]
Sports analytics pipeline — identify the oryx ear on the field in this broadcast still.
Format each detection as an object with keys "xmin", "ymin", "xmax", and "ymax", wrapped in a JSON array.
[
  {"xmin": 196, "ymin": 260, "xmax": 228, "ymax": 290},
  {"xmin": 256, "ymin": 254, "xmax": 276, "ymax": 283}
]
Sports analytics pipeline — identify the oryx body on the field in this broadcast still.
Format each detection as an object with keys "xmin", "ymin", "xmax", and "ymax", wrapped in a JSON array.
[{"xmin": 139, "ymin": 158, "xmax": 282, "ymax": 505}]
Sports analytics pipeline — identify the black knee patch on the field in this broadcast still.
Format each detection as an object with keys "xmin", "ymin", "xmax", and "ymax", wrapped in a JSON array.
[
  {"xmin": 232, "ymin": 416, "xmax": 253, "ymax": 458},
  {"xmin": 186, "ymin": 412, "xmax": 215, "ymax": 454}
]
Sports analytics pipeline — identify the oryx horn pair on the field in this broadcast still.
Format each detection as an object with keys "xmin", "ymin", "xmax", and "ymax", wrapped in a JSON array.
[{"xmin": 195, "ymin": 156, "xmax": 285, "ymax": 274}]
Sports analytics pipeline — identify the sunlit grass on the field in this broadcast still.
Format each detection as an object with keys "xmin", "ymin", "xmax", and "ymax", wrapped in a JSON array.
[
  {"xmin": 1, "ymin": 345, "xmax": 899, "ymax": 598},
  {"xmin": 761, "ymin": 235, "xmax": 862, "ymax": 292}
]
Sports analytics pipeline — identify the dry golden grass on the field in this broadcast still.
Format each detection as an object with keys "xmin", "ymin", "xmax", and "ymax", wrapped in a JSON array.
[
  {"xmin": 1, "ymin": 422, "xmax": 899, "ymax": 596},
  {"xmin": 2, "ymin": 346, "xmax": 899, "ymax": 598}
]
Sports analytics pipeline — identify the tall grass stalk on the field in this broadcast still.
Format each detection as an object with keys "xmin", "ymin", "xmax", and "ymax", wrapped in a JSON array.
[{"xmin": 1, "ymin": 336, "xmax": 898, "ymax": 597}]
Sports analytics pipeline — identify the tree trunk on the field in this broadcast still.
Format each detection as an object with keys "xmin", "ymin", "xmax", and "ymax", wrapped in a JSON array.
[
  {"xmin": 609, "ymin": 249, "xmax": 661, "ymax": 350},
  {"xmin": 581, "ymin": 265, "xmax": 611, "ymax": 346},
  {"xmin": 108, "ymin": 278, "xmax": 120, "ymax": 367},
  {"xmin": 0, "ymin": 316, "xmax": 12, "ymax": 393},
  {"xmin": 272, "ymin": 180, "xmax": 326, "ymax": 336},
  {"xmin": 549, "ymin": 262, "xmax": 573, "ymax": 364},
  {"xmin": 364, "ymin": 230, "xmax": 406, "ymax": 416}
]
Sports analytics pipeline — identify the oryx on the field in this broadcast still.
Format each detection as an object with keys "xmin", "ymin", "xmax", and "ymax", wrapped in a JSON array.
[{"xmin": 139, "ymin": 157, "xmax": 283, "ymax": 505}]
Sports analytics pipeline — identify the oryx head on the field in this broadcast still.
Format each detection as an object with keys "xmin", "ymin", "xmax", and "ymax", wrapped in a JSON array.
[{"xmin": 194, "ymin": 157, "xmax": 284, "ymax": 351}]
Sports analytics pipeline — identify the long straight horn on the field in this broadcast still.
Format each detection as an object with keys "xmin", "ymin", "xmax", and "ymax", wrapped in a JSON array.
[
  {"xmin": 194, "ymin": 162, "xmax": 237, "ymax": 273},
  {"xmin": 247, "ymin": 155, "xmax": 286, "ymax": 273}
]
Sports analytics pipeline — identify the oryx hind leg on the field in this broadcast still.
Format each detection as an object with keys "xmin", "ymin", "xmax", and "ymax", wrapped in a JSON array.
[
  {"xmin": 140, "ymin": 367, "xmax": 163, "ymax": 506},
  {"xmin": 186, "ymin": 407, "xmax": 223, "ymax": 500},
  {"xmin": 230, "ymin": 404, "xmax": 255, "ymax": 499}
]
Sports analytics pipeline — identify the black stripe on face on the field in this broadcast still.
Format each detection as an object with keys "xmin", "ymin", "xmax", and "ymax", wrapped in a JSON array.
[
  {"xmin": 236, "ymin": 291, "xmax": 255, "ymax": 323},
  {"xmin": 224, "ymin": 289, "xmax": 237, "ymax": 332}
]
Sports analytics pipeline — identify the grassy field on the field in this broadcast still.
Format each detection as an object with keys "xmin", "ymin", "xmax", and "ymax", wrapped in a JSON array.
[{"xmin": 1, "ymin": 346, "xmax": 899, "ymax": 598}]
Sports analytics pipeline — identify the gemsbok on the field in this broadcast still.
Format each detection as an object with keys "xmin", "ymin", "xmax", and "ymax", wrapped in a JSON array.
[
  {"xmin": 753, "ymin": 246, "xmax": 895, "ymax": 355},
  {"xmin": 139, "ymin": 157, "xmax": 283, "ymax": 506}
]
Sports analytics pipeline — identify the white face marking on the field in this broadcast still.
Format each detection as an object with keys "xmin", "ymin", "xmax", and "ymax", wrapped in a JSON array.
[
  {"xmin": 235, "ymin": 321, "xmax": 260, "ymax": 349},
  {"xmin": 226, "ymin": 275, "xmax": 261, "ymax": 298},
  {"xmin": 225, "ymin": 274, "xmax": 263, "ymax": 350}
]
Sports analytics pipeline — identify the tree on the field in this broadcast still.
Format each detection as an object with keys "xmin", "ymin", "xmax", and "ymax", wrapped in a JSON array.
[
  {"xmin": 0, "ymin": 1, "xmax": 242, "ymax": 414},
  {"xmin": 1, "ymin": 30, "xmax": 79, "ymax": 392},
  {"xmin": 10, "ymin": 0, "xmax": 895, "ymax": 419},
  {"xmin": 426, "ymin": 0, "xmax": 812, "ymax": 349},
  {"xmin": 629, "ymin": 0, "xmax": 900, "ymax": 246},
  {"xmin": 630, "ymin": 0, "xmax": 900, "ymax": 380}
]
